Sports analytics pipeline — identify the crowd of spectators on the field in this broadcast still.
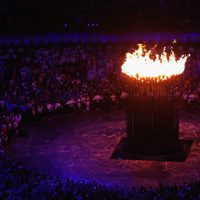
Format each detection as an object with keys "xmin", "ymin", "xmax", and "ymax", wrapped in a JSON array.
[
  {"xmin": 0, "ymin": 40, "xmax": 200, "ymax": 198},
  {"xmin": 1, "ymin": 41, "xmax": 200, "ymax": 148},
  {"xmin": 0, "ymin": 112, "xmax": 22, "ymax": 149},
  {"xmin": 0, "ymin": 155, "xmax": 200, "ymax": 199}
]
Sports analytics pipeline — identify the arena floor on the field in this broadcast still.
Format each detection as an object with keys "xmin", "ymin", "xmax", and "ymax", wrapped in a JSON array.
[{"xmin": 6, "ymin": 109, "xmax": 200, "ymax": 188}]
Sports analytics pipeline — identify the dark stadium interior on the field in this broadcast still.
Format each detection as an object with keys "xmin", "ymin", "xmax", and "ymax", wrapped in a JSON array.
[
  {"xmin": 0, "ymin": 0, "xmax": 200, "ymax": 32},
  {"xmin": 1, "ymin": 1, "xmax": 200, "ymax": 199}
]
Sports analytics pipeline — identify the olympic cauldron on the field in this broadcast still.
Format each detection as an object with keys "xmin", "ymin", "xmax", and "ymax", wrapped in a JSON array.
[{"xmin": 117, "ymin": 44, "xmax": 189, "ymax": 160}]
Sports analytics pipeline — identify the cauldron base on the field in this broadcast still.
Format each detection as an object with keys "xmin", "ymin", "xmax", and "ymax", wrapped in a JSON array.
[{"xmin": 111, "ymin": 137, "xmax": 192, "ymax": 162}]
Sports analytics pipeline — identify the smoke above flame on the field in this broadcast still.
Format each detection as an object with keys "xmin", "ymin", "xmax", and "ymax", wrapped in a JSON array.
[{"xmin": 121, "ymin": 43, "xmax": 189, "ymax": 81}]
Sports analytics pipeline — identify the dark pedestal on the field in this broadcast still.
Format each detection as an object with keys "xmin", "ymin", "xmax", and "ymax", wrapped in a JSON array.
[{"xmin": 112, "ymin": 79, "xmax": 191, "ymax": 161}]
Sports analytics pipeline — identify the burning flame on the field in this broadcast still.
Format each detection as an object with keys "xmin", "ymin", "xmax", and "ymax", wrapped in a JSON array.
[{"xmin": 121, "ymin": 44, "xmax": 189, "ymax": 81}]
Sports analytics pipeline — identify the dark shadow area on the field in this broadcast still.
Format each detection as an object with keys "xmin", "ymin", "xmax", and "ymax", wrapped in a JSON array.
[{"xmin": 111, "ymin": 137, "xmax": 193, "ymax": 162}]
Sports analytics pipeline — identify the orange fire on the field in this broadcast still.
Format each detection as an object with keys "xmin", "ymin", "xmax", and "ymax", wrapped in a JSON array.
[{"xmin": 121, "ymin": 44, "xmax": 189, "ymax": 81}]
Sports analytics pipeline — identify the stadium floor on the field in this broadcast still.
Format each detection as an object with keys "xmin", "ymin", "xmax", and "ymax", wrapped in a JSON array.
[{"xmin": 5, "ymin": 109, "xmax": 200, "ymax": 188}]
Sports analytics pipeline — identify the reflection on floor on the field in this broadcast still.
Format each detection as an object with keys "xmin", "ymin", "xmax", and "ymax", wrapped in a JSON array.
[{"xmin": 6, "ymin": 109, "xmax": 200, "ymax": 188}]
